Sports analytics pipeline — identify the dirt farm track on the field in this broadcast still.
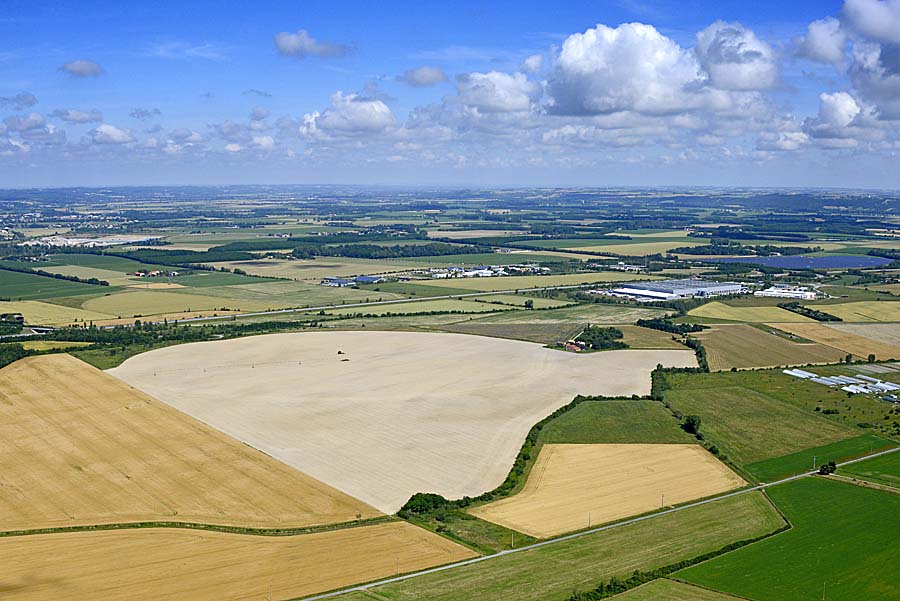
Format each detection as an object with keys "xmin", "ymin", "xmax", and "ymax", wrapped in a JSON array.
[{"xmin": 109, "ymin": 331, "xmax": 697, "ymax": 513}]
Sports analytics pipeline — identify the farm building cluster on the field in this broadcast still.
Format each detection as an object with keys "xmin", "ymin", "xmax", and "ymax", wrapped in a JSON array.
[
  {"xmin": 754, "ymin": 284, "xmax": 819, "ymax": 300},
  {"xmin": 784, "ymin": 368, "xmax": 900, "ymax": 400},
  {"xmin": 129, "ymin": 270, "xmax": 180, "ymax": 278},
  {"xmin": 594, "ymin": 279, "xmax": 744, "ymax": 302},
  {"xmin": 321, "ymin": 275, "xmax": 386, "ymax": 287},
  {"xmin": 428, "ymin": 264, "xmax": 548, "ymax": 279}
]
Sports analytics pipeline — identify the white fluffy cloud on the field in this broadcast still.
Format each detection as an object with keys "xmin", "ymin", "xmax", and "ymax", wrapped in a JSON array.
[
  {"xmin": 398, "ymin": 66, "xmax": 448, "ymax": 87},
  {"xmin": 802, "ymin": 91, "xmax": 885, "ymax": 146},
  {"xmin": 696, "ymin": 21, "xmax": 778, "ymax": 90},
  {"xmin": 519, "ymin": 54, "xmax": 543, "ymax": 74},
  {"xmin": 90, "ymin": 124, "xmax": 134, "ymax": 144},
  {"xmin": 0, "ymin": 92, "xmax": 38, "ymax": 110},
  {"xmin": 843, "ymin": 0, "xmax": 900, "ymax": 43},
  {"xmin": 796, "ymin": 17, "xmax": 847, "ymax": 64},
  {"xmin": 456, "ymin": 71, "xmax": 540, "ymax": 113},
  {"xmin": 305, "ymin": 92, "xmax": 396, "ymax": 135},
  {"xmin": 3, "ymin": 112, "xmax": 46, "ymax": 132},
  {"xmin": 547, "ymin": 23, "xmax": 710, "ymax": 115},
  {"xmin": 59, "ymin": 59, "xmax": 103, "ymax": 77},
  {"xmin": 756, "ymin": 131, "xmax": 809, "ymax": 151},
  {"xmin": 51, "ymin": 108, "xmax": 102, "ymax": 123},
  {"xmin": 274, "ymin": 29, "xmax": 348, "ymax": 58}
]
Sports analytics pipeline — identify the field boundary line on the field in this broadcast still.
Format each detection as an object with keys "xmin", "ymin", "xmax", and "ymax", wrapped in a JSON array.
[
  {"xmin": 298, "ymin": 445, "xmax": 900, "ymax": 600},
  {"xmin": 0, "ymin": 515, "xmax": 396, "ymax": 539}
]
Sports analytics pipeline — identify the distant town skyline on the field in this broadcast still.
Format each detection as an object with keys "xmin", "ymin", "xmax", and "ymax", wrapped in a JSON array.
[{"xmin": 1, "ymin": 0, "xmax": 899, "ymax": 189}]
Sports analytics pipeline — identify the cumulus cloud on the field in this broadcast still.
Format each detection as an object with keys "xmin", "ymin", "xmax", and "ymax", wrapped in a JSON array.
[
  {"xmin": 519, "ymin": 54, "xmax": 543, "ymax": 74},
  {"xmin": 0, "ymin": 92, "xmax": 38, "ymax": 110},
  {"xmin": 398, "ymin": 66, "xmax": 448, "ymax": 87},
  {"xmin": 59, "ymin": 59, "xmax": 103, "ymax": 77},
  {"xmin": 130, "ymin": 108, "xmax": 162, "ymax": 120},
  {"xmin": 756, "ymin": 131, "xmax": 809, "ymax": 151},
  {"xmin": 90, "ymin": 124, "xmax": 134, "ymax": 144},
  {"xmin": 169, "ymin": 128, "xmax": 204, "ymax": 143},
  {"xmin": 802, "ymin": 91, "xmax": 884, "ymax": 146},
  {"xmin": 301, "ymin": 92, "xmax": 395, "ymax": 136},
  {"xmin": 224, "ymin": 143, "xmax": 241, "ymax": 152},
  {"xmin": 456, "ymin": 71, "xmax": 541, "ymax": 112},
  {"xmin": 843, "ymin": 0, "xmax": 900, "ymax": 44},
  {"xmin": 274, "ymin": 29, "xmax": 348, "ymax": 58},
  {"xmin": 252, "ymin": 135, "xmax": 275, "ymax": 150},
  {"xmin": 3, "ymin": 112, "xmax": 46, "ymax": 132},
  {"xmin": 795, "ymin": 17, "xmax": 847, "ymax": 64},
  {"xmin": 547, "ymin": 23, "xmax": 710, "ymax": 115},
  {"xmin": 695, "ymin": 21, "xmax": 778, "ymax": 90},
  {"xmin": 51, "ymin": 108, "xmax": 102, "ymax": 123},
  {"xmin": 847, "ymin": 41, "xmax": 900, "ymax": 118},
  {"xmin": 243, "ymin": 88, "xmax": 272, "ymax": 98}
]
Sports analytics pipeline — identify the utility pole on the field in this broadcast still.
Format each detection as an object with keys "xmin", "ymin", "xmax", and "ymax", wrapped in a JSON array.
[{"xmin": 813, "ymin": 455, "xmax": 817, "ymax": 470}]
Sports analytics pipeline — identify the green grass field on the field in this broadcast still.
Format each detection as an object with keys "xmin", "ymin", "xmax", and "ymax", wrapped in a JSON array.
[
  {"xmin": 745, "ymin": 434, "xmax": 897, "ymax": 482},
  {"xmin": 612, "ymin": 579, "xmax": 741, "ymax": 600},
  {"xmin": 662, "ymin": 372, "xmax": 856, "ymax": 470},
  {"xmin": 0, "ymin": 268, "xmax": 113, "ymax": 301},
  {"xmin": 678, "ymin": 478, "xmax": 900, "ymax": 601},
  {"xmin": 469, "ymin": 294, "xmax": 573, "ymax": 309},
  {"xmin": 538, "ymin": 400, "xmax": 695, "ymax": 445},
  {"xmin": 465, "ymin": 302, "xmax": 668, "ymax": 325},
  {"xmin": 618, "ymin": 325, "xmax": 690, "ymax": 349},
  {"xmin": 349, "ymin": 492, "xmax": 783, "ymax": 601},
  {"xmin": 839, "ymin": 449, "xmax": 900, "ymax": 488}
]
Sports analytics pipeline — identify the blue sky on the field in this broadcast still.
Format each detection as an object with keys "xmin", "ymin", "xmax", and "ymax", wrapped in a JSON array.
[{"xmin": 1, "ymin": 0, "xmax": 899, "ymax": 188}]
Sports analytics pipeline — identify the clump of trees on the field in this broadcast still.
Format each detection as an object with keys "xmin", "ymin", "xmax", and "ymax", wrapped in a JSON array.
[
  {"xmin": 0, "ymin": 343, "xmax": 27, "ymax": 369},
  {"xmin": 818, "ymin": 460, "xmax": 837, "ymax": 475},
  {"xmin": 635, "ymin": 317, "xmax": 705, "ymax": 335},
  {"xmin": 575, "ymin": 326, "xmax": 627, "ymax": 350},
  {"xmin": 777, "ymin": 302, "xmax": 842, "ymax": 322}
]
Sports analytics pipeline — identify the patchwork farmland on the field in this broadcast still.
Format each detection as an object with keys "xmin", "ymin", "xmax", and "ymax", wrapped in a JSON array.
[{"xmin": 109, "ymin": 331, "xmax": 696, "ymax": 512}]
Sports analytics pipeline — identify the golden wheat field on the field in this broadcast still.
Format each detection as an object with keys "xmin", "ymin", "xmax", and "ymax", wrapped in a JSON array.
[
  {"xmin": 769, "ymin": 323, "xmax": 900, "ymax": 360},
  {"xmin": 694, "ymin": 324, "xmax": 846, "ymax": 370},
  {"xmin": 0, "ymin": 354, "xmax": 379, "ymax": 531},
  {"xmin": 469, "ymin": 444, "xmax": 745, "ymax": 538},
  {"xmin": 0, "ymin": 521, "xmax": 475, "ymax": 601}
]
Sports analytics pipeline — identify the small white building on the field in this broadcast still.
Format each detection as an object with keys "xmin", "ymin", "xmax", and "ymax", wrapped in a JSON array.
[{"xmin": 754, "ymin": 285, "xmax": 817, "ymax": 300}]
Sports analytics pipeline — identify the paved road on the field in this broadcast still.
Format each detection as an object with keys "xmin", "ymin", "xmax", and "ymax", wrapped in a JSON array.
[{"xmin": 301, "ymin": 445, "xmax": 900, "ymax": 600}]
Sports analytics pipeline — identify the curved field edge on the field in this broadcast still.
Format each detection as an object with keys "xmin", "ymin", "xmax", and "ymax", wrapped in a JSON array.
[
  {"xmin": 0, "ymin": 354, "xmax": 380, "ymax": 532},
  {"xmin": 675, "ymin": 477, "xmax": 900, "ymax": 601}
]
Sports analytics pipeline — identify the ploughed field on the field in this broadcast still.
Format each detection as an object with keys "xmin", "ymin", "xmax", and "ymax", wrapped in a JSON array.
[
  {"xmin": 109, "ymin": 331, "xmax": 696, "ymax": 513},
  {"xmin": 0, "ymin": 521, "xmax": 474, "ymax": 601},
  {"xmin": 469, "ymin": 444, "xmax": 745, "ymax": 538},
  {"xmin": 0, "ymin": 354, "xmax": 379, "ymax": 531}
]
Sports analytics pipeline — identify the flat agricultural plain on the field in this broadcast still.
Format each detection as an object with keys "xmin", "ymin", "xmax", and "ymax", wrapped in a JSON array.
[
  {"xmin": 469, "ymin": 444, "xmax": 744, "ymax": 538},
  {"xmin": 694, "ymin": 324, "xmax": 845, "ymax": 370},
  {"xmin": 0, "ymin": 521, "xmax": 475, "ymax": 601},
  {"xmin": 0, "ymin": 354, "xmax": 379, "ymax": 531},
  {"xmin": 770, "ymin": 322, "xmax": 900, "ymax": 360},
  {"xmin": 109, "ymin": 331, "xmax": 696, "ymax": 513}
]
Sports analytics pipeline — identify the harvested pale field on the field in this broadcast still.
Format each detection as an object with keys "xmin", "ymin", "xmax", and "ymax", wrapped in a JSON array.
[
  {"xmin": 689, "ymin": 302, "xmax": 813, "ymax": 323},
  {"xmin": 770, "ymin": 323, "xmax": 900, "ymax": 360},
  {"xmin": 825, "ymin": 323, "xmax": 900, "ymax": 347},
  {"xmin": 0, "ymin": 521, "xmax": 474, "ymax": 601},
  {"xmin": 695, "ymin": 324, "xmax": 845, "ymax": 370},
  {"xmin": 81, "ymin": 290, "xmax": 273, "ymax": 317},
  {"xmin": 570, "ymin": 241, "xmax": 706, "ymax": 255},
  {"xmin": 0, "ymin": 299, "xmax": 112, "ymax": 326},
  {"xmin": 0, "ymin": 354, "xmax": 378, "ymax": 531},
  {"xmin": 815, "ymin": 300, "xmax": 900, "ymax": 322},
  {"xmin": 469, "ymin": 444, "xmax": 744, "ymax": 538},
  {"xmin": 320, "ymin": 298, "xmax": 509, "ymax": 316},
  {"xmin": 612, "ymin": 579, "xmax": 743, "ymax": 600},
  {"xmin": 110, "ymin": 331, "xmax": 696, "ymax": 513},
  {"xmin": 427, "ymin": 229, "xmax": 526, "ymax": 239}
]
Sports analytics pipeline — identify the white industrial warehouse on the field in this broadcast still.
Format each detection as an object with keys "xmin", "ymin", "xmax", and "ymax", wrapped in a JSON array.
[{"xmin": 598, "ymin": 279, "xmax": 744, "ymax": 302}]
